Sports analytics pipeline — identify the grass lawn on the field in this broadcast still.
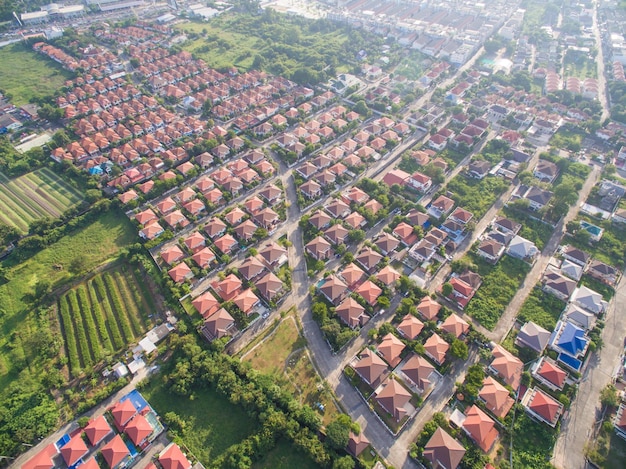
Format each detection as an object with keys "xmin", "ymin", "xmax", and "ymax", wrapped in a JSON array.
[
  {"xmin": 586, "ymin": 415, "xmax": 626, "ymax": 468},
  {"xmin": 241, "ymin": 313, "xmax": 339, "ymax": 425},
  {"xmin": 517, "ymin": 287, "xmax": 566, "ymax": 331},
  {"xmin": 0, "ymin": 210, "xmax": 136, "ymax": 390},
  {"xmin": 0, "ymin": 42, "xmax": 72, "ymax": 105},
  {"xmin": 252, "ymin": 439, "xmax": 320, "ymax": 469},
  {"xmin": 0, "ymin": 168, "xmax": 84, "ymax": 233},
  {"xmin": 563, "ymin": 49, "xmax": 598, "ymax": 79},
  {"xmin": 141, "ymin": 376, "xmax": 257, "ymax": 465}
]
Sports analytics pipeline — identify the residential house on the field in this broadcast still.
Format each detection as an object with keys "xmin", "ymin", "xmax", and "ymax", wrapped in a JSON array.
[
  {"xmin": 507, "ymin": 235, "xmax": 539, "ymax": 261},
  {"xmin": 214, "ymin": 234, "xmax": 238, "ymax": 255},
  {"xmin": 375, "ymin": 379, "xmax": 412, "ymax": 423},
  {"xmin": 161, "ymin": 245, "xmax": 185, "ymax": 265},
  {"xmin": 258, "ymin": 241, "xmax": 288, "ymax": 269},
  {"xmin": 542, "ymin": 271, "xmax": 576, "ymax": 301},
  {"xmin": 408, "ymin": 172, "xmax": 432, "ymax": 192},
  {"xmin": 397, "ymin": 314, "xmax": 424, "ymax": 341},
  {"xmin": 355, "ymin": 280, "xmax": 382, "ymax": 306},
  {"xmin": 324, "ymin": 224, "xmax": 349, "ymax": 245},
  {"xmin": 400, "ymin": 354, "xmax": 439, "ymax": 395},
  {"xmin": 301, "ymin": 180, "xmax": 322, "ymax": 199},
  {"xmin": 561, "ymin": 245, "xmax": 590, "ymax": 267},
  {"xmin": 306, "ymin": 236, "xmax": 333, "ymax": 261},
  {"xmin": 377, "ymin": 333, "xmax": 406, "ymax": 368},
  {"xmin": 533, "ymin": 159, "xmax": 559, "ymax": 183},
  {"xmin": 559, "ymin": 259, "xmax": 582, "ymax": 280},
  {"xmin": 168, "ymin": 263, "xmax": 193, "ymax": 283},
  {"xmin": 125, "ymin": 414, "xmax": 155, "ymax": 447},
  {"xmin": 204, "ymin": 217, "xmax": 227, "ymax": 239},
  {"xmin": 549, "ymin": 320, "xmax": 589, "ymax": 371},
  {"xmin": 440, "ymin": 313, "xmax": 469, "ymax": 338},
  {"xmin": 428, "ymin": 195, "xmax": 455, "ymax": 218},
  {"xmin": 531, "ymin": 357, "xmax": 568, "ymax": 391},
  {"xmin": 239, "ymin": 255, "xmax": 267, "ymax": 282},
  {"xmin": 613, "ymin": 404, "xmax": 626, "ymax": 441},
  {"xmin": 192, "ymin": 247, "xmax": 216, "ymax": 269},
  {"xmin": 256, "ymin": 272, "xmax": 284, "ymax": 303},
  {"xmin": 586, "ymin": 260, "xmax": 620, "ymax": 287},
  {"xmin": 339, "ymin": 262, "xmax": 365, "ymax": 289},
  {"xmin": 516, "ymin": 321, "xmax": 551, "ymax": 353},
  {"xmin": 468, "ymin": 160, "xmax": 491, "ymax": 179},
  {"xmin": 377, "ymin": 265, "xmax": 401, "ymax": 287},
  {"xmin": 192, "ymin": 291, "xmax": 220, "ymax": 318},
  {"xmin": 563, "ymin": 303, "xmax": 595, "ymax": 331},
  {"xmin": 233, "ymin": 289, "xmax": 261, "ymax": 315},
  {"xmin": 417, "ymin": 296, "xmax": 441, "ymax": 321},
  {"xmin": 212, "ymin": 273, "xmax": 242, "ymax": 301},
  {"xmin": 353, "ymin": 348, "xmax": 389, "ymax": 388},
  {"xmin": 356, "ymin": 247, "xmax": 383, "ymax": 273},
  {"xmin": 84, "ymin": 415, "xmax": 113, "ymax": 446},
  {"xmin": 489, "ymin": 344, "xmax": 522, "ymax": 391},
  {"xmin": 159, "ymin": 443, "xmax": 192, "ymax": 469},
  {"xmin": 375, "ymin": 233, "xmax": 400, "ymax": 256},
  {"xmin": 318, "ymin": 275, "xmax": 348, "ymax": 305},
  {"xmin": 325, "ymin": 199, "xmax": 351, "ymax": 219},
  {"xmin": 493, "ymin": 217, "xmax": 521, "ymax": 236},
  {"xmin": 521, "ymin": 387, "xmax": 564, "ymax": 427},
  {"xmin": 101, "ymin": 435, "xmax": 131, "ymax": 469},
  {"xmin": 461, "ymin": 405, "xmax": 499, "ymax": 452},
  {"xmin": 571, "ymin": 285, "xmax": 608, "ymax": 315},
  {"xmin": 60, "ymin": 434, "xmax": 88, "ymax": 467},
  {"xmin": 449, "ymin": 207, "xmax": 473, "ymax": 225},
  {"xmin": 393, "ymin": 222, "xmax": 418, "ymax": 247},
  {"xmin": 336, "ymin": 297, "xmax": 368, "ymax": 329},
  {"xmin": 423, "ymin": 428, "xmax": 466, "ymax": 469},
  {"xmin": 479, "ymin": 377, "xmax": 514, "ymax": 419},
  {"xmin": 347, "ymin": 431, "xmax": 370, "ymax": 458},
  {"xmin": 477, "ymin": 238, "xmax": 505, "ymax": 264},
  {"xmin": 201, "ymin": 309, "xmax": 235, "ymax": 341},
  {"xmin": 424, "ymin": 333, "xmax": 449, "ymax": 365}
]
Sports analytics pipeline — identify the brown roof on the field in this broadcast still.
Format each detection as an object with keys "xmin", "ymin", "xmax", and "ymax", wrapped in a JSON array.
[
  {"xmin": 201, "ymin": 308, "xmax": 234, "ymax": 340},
  {"xmin": 256, "ymin": 272, "xmax": 283, "ymax": 302},
  {"xmin": 490, "ymin": 344, "xmax": 522, "ymax": 390},
  {"xmin": 479, "ymin": 376, "xmax": 514, "ymax": 419},
  {"xmin": 336, "ymin": 297, "xmax": 367, "ymax": 329},
  {"xmin": 353, "ymin": 348, "xmax": 388, "ymax": 386},
  {"xmin": 402, "ymin": 354, "xmax": 435, "ymax": 391},
  {"xmin": 340, "ymin": 262, "xmax": 365, "ymax": 288},
  {"xmin": 347, "ymin": 431, "xmax": 370, "ymax": 457},
  {"xmin": 239, "ymin": 255, "xmax": 266, "ymax": 281},
  {"xmin": 423, "ymin": 427, "xmax": 466, "ymax": 469},
  {"xmin": 375, "ymin": 379, "xmax": 412, "ymax": 422}
]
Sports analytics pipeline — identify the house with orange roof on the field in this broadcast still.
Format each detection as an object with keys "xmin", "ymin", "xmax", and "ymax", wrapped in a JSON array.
[
  {"xmin": 84, "ymin": 414, "xmax": 112, "ymax": 446},
  {"xmin": 60, "ymin": 434, "xmax": 88, "ymax": 467},
  {"xmin": 339, "ymin": 262, "xmax": 365, "ymax": 289},
  {"xmin": 212, "ymin": 273, "xmax": 242, "ymax": 301},
  {"xmin": 347, "ymin": 431, "xmax": 370, "ymax": 458},
  {"xmin": 461, "ymin": 405, "xmax": 499, "ymax": 452},
  {"xmin": 356, "ymin": 247, "xmax": 383, "ymax": 273},
  {"xmin": 191, "ymin": 246, "xmax": 216, "ymax": 269},
  {"xmin": 214, "ymin": 234, "xmax": 238, "ymax": 255},
  {"xmin": 159, "ymin": 443, "xmax": 192, "ymax": 469},
  {"xmin": 135, "ymin": 208, "xmax": 157, "ymax": 226},
  {"xmin": 234, "ymin": 288, "xmax": 261, "ymax": 315},
  {"xmin": 393, "ymin": 222, "xmax": 418, "ymax": 247},
  {"xmin": 336, "ymin": 297, "xmax": 368, "ymax": 329},
  {"xmin": 258, "ymin": 241, "xmax": 288, "ymax": 269},
  {"xmin": 21, "ymin": 443, "xmax": 58, "ymax": 469},
  {"xmin": 355, "ymin": 280, "xmax": 382, "ymax": 306},
  {"xmin": 125, "ymin": 413, "xmax": 154, "ymax": 447},
  {"xmin": 324, "ymin": 224, "xmax": 349, "ymax": 245},
  {"xmin": 344, "ymin": 211, "xmax": 366, "ymax": 229},
  {"xmin": 440, "ymin": 313, "xmax": 469, "ymax": 338},
  {"xmin": 447, "ymin": 276, "xmax": 478, "ymax": 309},
  {"xmin": 397, "ymin": 314, "xmax": 424, "ymax": 340},
  {"xmin": 489, "ymin": 344, "xmax": 522, "ymax": 391},
  {"xmin": 423, "ymin": 427, "xmax": 466, "ymax": 469},
  {"xmin": 235, "ymin": 219, "xmax": 259, "ymax": 242},
  {"xmin": 521, "ymin": 387, "xmax": 564, "ymax": 427},
  {"xmin": 161, "ymin": 245, "xmax": 185, "ymax": 265},
  {"xmin": 306, "ymin": 236, "xmax": 333, "ymax": 261},
  {"xmin": 156, "ymin": 197, "xmax": 177, "ymax": 215},
  {"xmin": 531, "ymin": 357, "xmax": 568, "ymax": 391},
  {"xmin": 168, "ymin": 263, "xmax": 193, "ymax": 284},
  {"xmin": 110, "ymin": 398, "xmax": 137, "ymax": 429},
  {"xmin": 428, "ymin": 195, "xmax": 455, "ymax": 218},
  {"xmin": 164, "ymin": 210, "xmax": 189, "ymax": 230},
  {"xmin": 201, "ymin": 308, "xmax": 235, "ymax": 342},
  {"xmin": 376, "ymin": 265, "xmax": 401, "ymax": 287},
  {"xmin": 375, "ymin": 379, "xmax": 413, "ymax": 423},
  {"xmin": 140, "ymin": 222, "xmax": 164, "ymax": 240},
  {"xmin": 376, "ymin": 333, "xmax": 405, "ymax": 368},
  {"xmin": 399, "ymin": 354, "xmax": 440, "ymax": 395},
  {"xmin": 192, "ymin": 291, "xmax": 220, "ymax": 318},
  {"xmin": 417, "ymin": 296, "xmax": 441, "ymax": 321},
  {"xmin": 239, "ymin": 256, "xmax": 267, "ymax": 281},
  {"xmin": 424, "ymin": 333, "xmax": 449, "ymax": 365},
  {"xmin": 479, "ymin": 376, "xmax": 514, "ymax": 419}
]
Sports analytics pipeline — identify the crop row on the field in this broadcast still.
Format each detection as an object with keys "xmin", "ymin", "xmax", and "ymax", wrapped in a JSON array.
[
  {"xmin": 93, "ymin": 275, "xmax": 125, "ymax": 350},
  {"xmin": 103, "ymin": 273, "xmax": 134, "ymax": 343},
  {"xmin": 58, "ymin": 295, "xmax": 81, "ymax": 376},
  {"xmin": 112, "ymin": 270, "xmax": 143, "ymax": 337},
  {"xmin": 66, "ymin": 289, "xmax": 93, "ymax": 369},
  {"xmin": 87, "ymin": 279, "xmax": 113, "ymax": 353},
  {"xmin": 76, "ymin": 285, "xmax": 101, "ymax": 361}
]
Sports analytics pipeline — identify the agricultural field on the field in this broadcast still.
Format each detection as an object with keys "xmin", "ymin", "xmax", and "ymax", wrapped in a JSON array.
[
  {"xmin": 0, "ymin": 168, "xmax": 84, "ymax": 233},
  {"xmin": 58, "ymin": 264, "xmax": 157, "ymax": 376},
  {"xmin": 0, "ymin": 42, "xmax": 72, "ymax": 105},
  {"xmin": 241, "ymin": 311, "xmax": 339, "ymax": 425},
  {"xmin": 0, "ymin": 210, "xmax": 136, "ymax": 390}
]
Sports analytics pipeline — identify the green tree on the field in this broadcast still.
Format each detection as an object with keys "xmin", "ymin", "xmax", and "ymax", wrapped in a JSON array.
[
  {"xmin": 449, "ymin": 339, "xmax": 469, "ymax": 360},
  {"xmin": 332, "ymin": 456, "xmax": 355, "ymax": 469},
  {"xmin": 325, "ymin": 418, "xmax": 350, "ymax": 450},
  {"xmin": 600, "ymin": 384, "xmax": 618, "ymax": 408},
  {"xmin": 442, "ymin": 282, "xmax": 453, "ymax": 297}
]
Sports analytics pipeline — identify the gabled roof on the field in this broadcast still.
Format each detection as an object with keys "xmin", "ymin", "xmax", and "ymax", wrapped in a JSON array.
[
  {"xmin": 479, "ymin": 376, "xmax": 514, "ymax": 419},
  {"xmin": 111, "ymin": 398, "xmax": 137, "ymax": 428},
  {"xmin": 463, "ymin": 405, "xmax": 499, "ymax": 452},
  {"xmin": 423, "ymin": 427, "xmax": 465, "ymax": 469},
  {"xmin": 60, "ymin": 434, "xmax": 88, "ymax": 466},
  {"xmin": 84, "ymin": 414, "xmax": 112, "ymax": 446},
  {"xmin": 353, "ymin": 348, "xmax": 388, "ymax": 386},
  {"xmin": 125, "ymin": 413, "xmax": 153, "ymax": 445},
  {"xmin": 101, "ymin": 434, "xmax": 130, "ymax": 469},
  {"xmin": 159, "ymin": 443, "xmax": 192, "ymax": 469},
  {"xmin": 376, "ymin": 333, "xmax": 405, "ymax": 367}
]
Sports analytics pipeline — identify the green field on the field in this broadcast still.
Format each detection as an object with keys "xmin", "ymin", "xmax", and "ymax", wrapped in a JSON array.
[
  {"xmin": 0, "ymin": 42, "xmax": 72, "ymax": 105},
  {"xmin": 142, "ymin": 377, "xmax": 258, "ymax": 465},
  {"xmin": 0, "ymin": 210, "xmax": 137, "ymax": 389},
  {"xmin": 0, "ymin": 168, "xmax": 84, "ymax": 233},
  {"xmin": 564, "ymin": 49, "xmax": 598, "ymax": 79},
  {"xmin": 58, "ymin": 265, "xmax": 155, "ymax": 376},
  {"xmin": 252, "ymin": 439, "xmax": 320, "ymax": 469}
]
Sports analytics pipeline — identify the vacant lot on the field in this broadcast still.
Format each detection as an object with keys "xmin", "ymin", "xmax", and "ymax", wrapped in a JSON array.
[
  {"xmin": 58, "ymin": 264, "xmax": 156, "ymax": 377},
  {"xmin": 0, "ymin": 42, "xmax": 72, "ymax": 105},
  {"xmin": 0, "ymin": 210, "xmax": 136, "ymax": 390},
  {"xmin": 241, "ymin": 313, "xmax": 339, "ymax": 425},
  {"xmin": 252, "ymin": 439, "xmax": 319, "ymax": 469},
  {"xmin": 142, "ymin": 377, "xmax": 257, "ymax": 465},
  {"xmin": 0, "ymin": 168, "xmax": 84, "ymax": 233}
]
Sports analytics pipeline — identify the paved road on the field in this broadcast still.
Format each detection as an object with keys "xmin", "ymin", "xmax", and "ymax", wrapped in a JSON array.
[
  {"xmin": 490, "ymin": 165, "xmax": 600, "ymax": 343},
  {"xmin": 592, "ymin": 0, "xmax": 610, "ymax": 122},
  {"xmin": 552, "ymin": 271, "xmax": 626, "ymax": 469}
]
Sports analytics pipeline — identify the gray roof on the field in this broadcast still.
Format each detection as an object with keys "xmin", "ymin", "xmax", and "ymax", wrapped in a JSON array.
[
  {"xmin": 517, "ymin": 321, "xmax": 551, "ymax": 352},
  {"xmin": 507, "ymin": 235, "xmax": 538, "ymax": 258}
]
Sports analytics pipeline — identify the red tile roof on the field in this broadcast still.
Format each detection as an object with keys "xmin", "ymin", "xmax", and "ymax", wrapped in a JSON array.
[
  {"xmin": 84, "ymin": 414, "xmax": 112, "ymax": 446},
  {"xmin": 125, "ymin": 413, "xmax": 153, "ymax": 445},
  {"xmin": 159, "ymin": 443, "xmax": 192, "ymax": 469},
  {"xmin": 61, "ymin": 434, "xmax": 88, "ymax": 466},
  {"xmin": 101, "ymin": 434, "xmax": 130, "ymax": 469}
]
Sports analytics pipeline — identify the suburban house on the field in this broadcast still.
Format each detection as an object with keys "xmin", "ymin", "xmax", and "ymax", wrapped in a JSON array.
[
  {"xmin": 542, "ymin": 271, "xmax": 576, "ymax": 301},
  {"xmin": 586, "ymin": 259, "xmax": 620, "ymax": 287},
  {"xmin": 424, "ymin": 333, "xmax": 449, "ymax": 365},
  {"xmin": 506, "ymin": 235, "xmax": 539, "ymax": 261},
  {"xmin": 423, "ymin": 428, "xmax": 466, "ymax": 469},
  {"xmin": 561, "ymin": 246, "xmax": 590, "ymax": 267},
  {"xmin": 563, "ymin": 303, "xmax": 596, "ymax": 331},
  {"xmin": 571, "ymin": 285, "xmax": 608, "ymax": 315},
  {"xmin": 531, "ymin": 357, "xmax": 568, "ymax": 391},
  {"xmin": 428, "ymin": 195, "xmax": 455, "ymax": 218},
  {"xmin": 336, "ymin": 297, "xmax": 369, "ymax": 329},
  {"xmin": 523, "ymin": 186, "xmax": 553, "ymax": 211},
  {"xmin": 397, "ymin": 314, "xmax": 424, "ymax": 341},
  {"xmin": 468, "ymin": 160, "xmax": 491, "ymax": 179},
  {"xmin": 408, "ymin": 172, "xmax": 432, "ymax": 192},
  {"xmin": 533, "ymin": 159, "xmax": 559, "ymax": 183},
  {"xmin": 477, "ymin": 238, "xmax": 505, "ymax": 264},
  {"xmin": 489, "ymin": 345, "xmax": 522, "ymax": 391},
  {"xmin": 352, "ymin": 348, "xmax": 389, "ymax": 388},
  {"xmin": 417, "ymin": 296, "xmax": 442, "ymax": 321},
  {"xmin": 614, "ymin": 404, "xmax": 626, "ymax": 441},
  {"xmin": 374, "ymin": 379, "xmax": 412, "ymax": 423},
  {"xmin": 347, "ymin": 431, "xmax": 370, "ymax": 458},
  {"xmin": 318, "ymin": 274, "xmax": 348, "ymax": 305},
  {"xmin": 306, "ymin": 236, "xmax": 333, "ymax": 261},
  {"xmin": 355, "ymin": 280, "xmax": 382, "ymax": 306},
  {"xmin": 479, "ymin": 376, "xmax": 514, "ymax": 419},
  {"xmin": 515, "ymin": 321, "xmax": 551, "ymax": 353},
  {"xmin": 521, "ymin": 387, "xmax": 564, "ymax": 427},
  {"xmin": 549, "ymin": 320, "xmax": 589, "ymax": 371},
  {"xmin": 461, "ymin": 405, "xmax": 499, "ymax": 453},
  {"xmin": 440, "ymin": 313, "xmax": 469, "ymax": 338},
  {"xmin": 192, "ymin": 291, "xmax": 220, "ymax": 318},
  {"xmin": 493, "ymin": 216, "xmax": 521, "ymax": 236},
  {"xmin": 399, "ymin": 354, "xmax": 439, "ymax": 395}
]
